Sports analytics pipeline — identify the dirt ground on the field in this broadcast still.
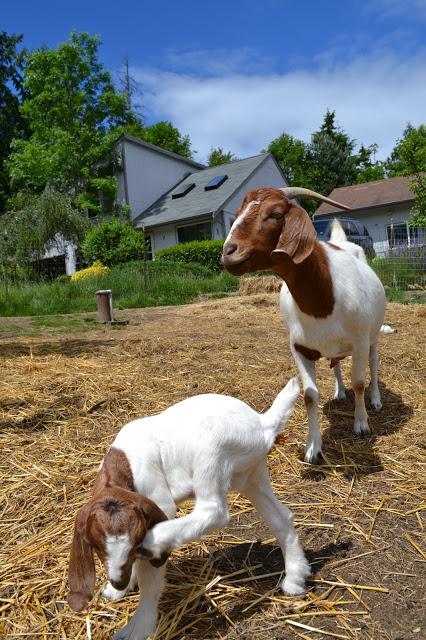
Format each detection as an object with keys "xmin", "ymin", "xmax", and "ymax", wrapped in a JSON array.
[{"xmin": 0, "ymin": 294, "xmax": 425, "ymax": 640}]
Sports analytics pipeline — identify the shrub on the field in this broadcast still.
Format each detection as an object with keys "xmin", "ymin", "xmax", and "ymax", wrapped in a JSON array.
[
  {"xmin": 156, "ymin": 240, "xmax": 224, "ymax": 272},
  {"xmin": 82, "ymin": 219, "xmax": 147, "ymax": 266},
  {"xmin": 70, "ymin": 260, "xmax": 110, "ymax": 282}
]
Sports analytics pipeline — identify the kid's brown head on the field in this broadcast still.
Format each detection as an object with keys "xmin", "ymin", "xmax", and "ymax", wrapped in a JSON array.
[{"xmin": 67, "ymin": 487, "xmax": 167, "ymax": 612}]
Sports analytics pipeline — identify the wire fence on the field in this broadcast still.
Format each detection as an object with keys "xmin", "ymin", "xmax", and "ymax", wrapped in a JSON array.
[{"xmin": 370, "ymin": 227, "xmax": 426, "ymax": 291}]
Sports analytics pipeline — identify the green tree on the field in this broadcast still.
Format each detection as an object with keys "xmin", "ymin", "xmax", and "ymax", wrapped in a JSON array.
[
  {"xmin": 7, "ymin": 31, "xmax": 133, "ymax": 198},
  {"xmin": 266, "ymin": 133, "xmax": 313, "ymax": 186},
  {"xmin": 0, "ymin": 32, "xmax": 26, "ymax": 212},
  {"xmin": 355, "ymin": 144, "xmax": 385, "ymax": 184},
  {"xmin": 136, "ymin": 120, "xmax": 193, "ymax": 158},
  {"xmin": 81, "ymin": 218, "xmax": 146, "ymax": 265},
  {"xmin": 386, "ymin": 123, "xmax": 426, "ymax": 177},
  {"xmin": 207, "ymin": 147, "xmax": 236, "ymax": 166},
  {"xmin": 409, "ymin": 174, "xmax": 426, "ymax": 227},
  {"xmin": 1, "ymin": 189, "xmax": 89, "ymax": 267},
  {"xmin": 307, "ymin": 110, "xmax": 358, "ymax": 196}
]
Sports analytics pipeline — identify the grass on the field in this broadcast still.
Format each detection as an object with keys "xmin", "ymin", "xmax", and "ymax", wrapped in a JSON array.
[{"xmin": 0, "ymin": 260, "xmax": 238, "ymax": 317}]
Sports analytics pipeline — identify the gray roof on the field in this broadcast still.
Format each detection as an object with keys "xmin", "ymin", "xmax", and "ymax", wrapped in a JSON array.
[
  {"xmin": 133, "ymin": 153, "xmax": 271, "ymax": 229},
  {"xmin": 120, "ymin": 134, "xmax": 205, "ymax": 170}
]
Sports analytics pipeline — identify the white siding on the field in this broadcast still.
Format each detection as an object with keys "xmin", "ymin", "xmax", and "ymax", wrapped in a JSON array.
[
  {"xmin": 118, "ymin": 140, "xmax": 199, "ymax": 221},
  {"xmin": 223, "ymin": 156, "xmax": 288, "ymax": 218},
  {"xmin": 152, "ymin": 225, "xmax": 177, "ymax": 253}
]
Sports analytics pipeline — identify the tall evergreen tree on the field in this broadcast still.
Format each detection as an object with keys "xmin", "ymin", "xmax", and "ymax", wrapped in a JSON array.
[{"xmin": 0, "ymin": 32, "xmax": 26, "ymax": 212}]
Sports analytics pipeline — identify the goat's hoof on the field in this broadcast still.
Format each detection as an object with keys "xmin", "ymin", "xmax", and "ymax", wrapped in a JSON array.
[
  {"xmin": 353, "ymin": 418, "xmax": 370, "ymax": 437},
  {"xmin": 304, "ymin": 446, "xmax": 323, "ymax": 465},
  {"xmin": 102, "ymin": 582, "xmax": 128, "ymax": 601},
  {"xmin": 333, "ymin": 389, "xmax": 346, "ymax": 400},
  {"xmin": 370, "ymin": 397, "xmax": 382, "ymax": 411},
  {"xmin": 282, "ymin": 577, "xmax": 307, "ymax": 596}
]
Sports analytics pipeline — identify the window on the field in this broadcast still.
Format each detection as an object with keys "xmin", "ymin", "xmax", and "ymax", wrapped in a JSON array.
[
  {"xmin": 177, "ymin": 221, "xmax": 212, "ymax": 243},
  {"xmin": 144, "ymin": 234, "xmax": 153, "ymax": 260},
  {"xmin": 386, "ymin": 222, "xmax": 422, "ymax": 248},
  {"xmin": 172, "ymin": 183, "xmax": 196, "ymax": 199},
  {"xmin": 348, "ymin": 221, "xmax": 359, "ymax": 236},
  {"xmin": 205, "ymin": 175, "xmax": 228, "ymax": 191}
]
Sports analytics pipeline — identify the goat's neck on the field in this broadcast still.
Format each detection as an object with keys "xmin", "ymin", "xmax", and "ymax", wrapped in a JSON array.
[
  {"xmin": 92, "ymin": 446, "xmax": 135, "ymax": 495},
  {"xmin": 272, "ymin": 241, "xmax": 335, "ymax": 318}
]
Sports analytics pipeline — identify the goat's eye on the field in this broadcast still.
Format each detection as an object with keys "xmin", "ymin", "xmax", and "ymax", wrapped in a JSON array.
[{"xmin": 267, "ymin": 212, "xmax": 282, "ymax": 221}]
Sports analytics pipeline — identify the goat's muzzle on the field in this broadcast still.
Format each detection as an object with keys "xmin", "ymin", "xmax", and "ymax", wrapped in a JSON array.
[{"xmin": 221, "ymin": 242, "xmax": 251, "ymax": 274}]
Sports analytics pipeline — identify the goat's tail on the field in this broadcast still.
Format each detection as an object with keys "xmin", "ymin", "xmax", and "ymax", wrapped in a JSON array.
[
  {"xmin": 329, "ymin": 218, "xmax": 347, "ymax": 243},
  {"xmin": 259, "ymin": 378, "xmax": 300, "ymax": 448}
]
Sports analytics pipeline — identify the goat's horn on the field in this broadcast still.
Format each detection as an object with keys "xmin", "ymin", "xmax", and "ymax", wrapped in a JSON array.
[{"xmin": 280, "ymin": 187, "xmax": 351, "ymax": 211}]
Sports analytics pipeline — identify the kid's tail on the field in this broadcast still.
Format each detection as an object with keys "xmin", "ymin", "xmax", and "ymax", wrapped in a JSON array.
[
  {"xmin": 259, "ymin": 378, "xmax": 300, "ymax": 449},
  {"xmin": 329, "ymin": 218, "xmax": 347, "ymax": 243}
]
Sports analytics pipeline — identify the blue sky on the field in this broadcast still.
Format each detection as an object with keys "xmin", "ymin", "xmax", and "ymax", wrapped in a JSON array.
[{"xmin": 3, "ymin": 0, "xmax": 426, "ymax": 163}]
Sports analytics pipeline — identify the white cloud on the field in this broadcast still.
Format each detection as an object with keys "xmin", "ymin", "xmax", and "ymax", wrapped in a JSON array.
[{"xmin": 133, "ymin": 50, "xmax": 426, "ymax": 164}]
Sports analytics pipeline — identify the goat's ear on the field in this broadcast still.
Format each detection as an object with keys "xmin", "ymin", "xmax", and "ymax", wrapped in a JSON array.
[
  {"xmin": 271, "ymin": 203, "xmax": 316, "ymax": 264},
  {"xmin": 136, "ymin": 495, "xmax": 168, "ymax": 529},
  {"xmin": 67, "ymin": 504, "xmax": 96, "ymax": 612}
]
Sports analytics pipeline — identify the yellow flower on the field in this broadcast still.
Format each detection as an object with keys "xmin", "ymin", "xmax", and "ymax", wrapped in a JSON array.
[{"xmin": 71, "ymin": 260, "xmax": 110, "ymax": 282}]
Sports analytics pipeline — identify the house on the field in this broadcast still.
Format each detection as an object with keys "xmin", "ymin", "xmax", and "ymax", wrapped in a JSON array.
[
  {"xmin": 314, "ymin": 176, "xmax": 424, "ymax": 255},
  {"xmin": 124, "ymin": 149, "xmax": 289, "ymax": 257},
  {"xmin": 61, "ymin": 135, "xmax": 289, "ymax": 273}
]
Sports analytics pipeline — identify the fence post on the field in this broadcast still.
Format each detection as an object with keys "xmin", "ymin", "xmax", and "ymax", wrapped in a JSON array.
[{"xmin": 96, "ymin": 289, "xmax": 114, "ymax": 323}]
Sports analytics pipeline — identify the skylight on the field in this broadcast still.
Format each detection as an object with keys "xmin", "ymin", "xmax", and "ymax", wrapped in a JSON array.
[
  {"xmin": 171, "ymin": 183, "xmax": 196, "ymax": 199},
  {"xmin": 205, "ymin": 175, "xmax": 228, "ymax": 191}
]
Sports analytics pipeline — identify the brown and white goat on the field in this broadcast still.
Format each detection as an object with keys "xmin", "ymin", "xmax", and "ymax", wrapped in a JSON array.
[{"xmin": 221, "ymin": 187, "xmax": 386, "ymax": 464}]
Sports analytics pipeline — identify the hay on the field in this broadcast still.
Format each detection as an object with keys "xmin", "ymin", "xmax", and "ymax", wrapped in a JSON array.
[
  {"xmin": 0, "ymin": 297, "xmax": 425, "ymax": 639},
  {"xmin": 238, "ymin": 275, "xmax": 282, "ymax": 295}
]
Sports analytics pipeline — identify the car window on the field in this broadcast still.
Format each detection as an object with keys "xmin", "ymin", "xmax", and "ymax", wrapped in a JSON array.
[
  {"xmin": 348, "ymin": 221, "xmax": 359, "ymax": 235},
  {"xmin": 312, "ymin": 220, "xmax": 330, "ymax": 235}
]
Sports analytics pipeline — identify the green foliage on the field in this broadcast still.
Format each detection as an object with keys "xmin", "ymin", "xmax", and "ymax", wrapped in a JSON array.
[
  {"xmin": 156, "ymin": 240, "xmax": 225, "ymax": 272},
  {"xmin": 386, "ymin": 124, "xmax": 426, "ymax": 177},
  {"xmin": 207, "ymin": 147, "xmax": 237, "ymax": 166},
  {"xmin": 0, "ymin": 32, "xmax": 26, "ymax": 212},
  {"xmin": 1, "ymin": 189, "xmax": 89, "ymax": 265},
  {"xmin": 7, "ymin": 31, "xmax": 132, "ymax": 195},
  {"xmin": 0, "ymin": 260, "xmax": 238, "ymax": 316},
  {"xmin": 136, "ymin": 121, "xmax": 193, "ymax": 158},
  {"xmin": 81, "ymin": 218, "xmax": 147, "ymax": 265},
  {"xmin": 409, "ymin": 174, "xmax": 426, "ymax": 227}
]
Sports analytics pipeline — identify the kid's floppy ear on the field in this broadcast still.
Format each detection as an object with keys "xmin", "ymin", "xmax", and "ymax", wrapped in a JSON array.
[
  {"xmin": 271, "ymin": 203, "xmax": 316, "ymax": 264},
  {"xmin": 135, "ymin": 496, "xmax": 170, "ymax": 567},
  {"xmin": 137, "ymin": 495, "xmax": 168, "ymax": 529},
  {"xmin": 67, "ymin": 504, "xmax": 96, "ymax": 612}
]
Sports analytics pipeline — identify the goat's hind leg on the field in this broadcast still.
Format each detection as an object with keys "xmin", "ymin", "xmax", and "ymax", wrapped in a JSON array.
[
  {"xmin": 352, "ymin": 343, "xmax": 370, "ymax": 436},
  {"xmin": 369, "ymin": 343, "xmax": 382, "ymax": 410},
  {"xmin": 291, "ymin": 348, "xmax": 322, "ymax": 464},
  {"xmin": 333, "ymin": 362, "xmax": 346, "ymax": 400},
  {"xmin": 242, "ymin": 464, "xmax": 310, "ymax": 595}
]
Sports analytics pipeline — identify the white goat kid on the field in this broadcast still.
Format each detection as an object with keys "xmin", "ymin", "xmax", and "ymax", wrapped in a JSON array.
[{"xmin": 67, "ymin": 379, "xmax": 310, "ymax": 640}]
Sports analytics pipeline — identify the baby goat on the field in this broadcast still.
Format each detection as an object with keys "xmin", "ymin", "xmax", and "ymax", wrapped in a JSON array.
[
  {"xmin": 67, "ymin": 379, "xmax": 309, "ymax": 640},
  {"xmin": 222, "ymin": 187, "xmax": 386, "ymax": 464}
]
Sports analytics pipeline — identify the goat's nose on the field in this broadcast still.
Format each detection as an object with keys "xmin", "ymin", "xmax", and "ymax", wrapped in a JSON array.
[{"xmin": 224, "ymin": 242, "xmax": 238, "ymax": 257}]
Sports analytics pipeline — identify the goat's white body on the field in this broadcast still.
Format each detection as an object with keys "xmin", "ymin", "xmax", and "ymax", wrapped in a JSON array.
[
  {"xmin": 280, "ymin": 234, "xmax": 386, "ymax": 463},
  {"xmin": 280, "ymin": 243, "xmax": 384, "ymax": 359},
  {"xmin": 108, "ymin": 381, "xmax": 310, "ymax": 640}
]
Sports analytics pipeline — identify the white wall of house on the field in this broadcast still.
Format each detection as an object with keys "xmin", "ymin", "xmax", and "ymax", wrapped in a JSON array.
[
  {"xmin": 223, "ymin": 156, "xmax": 288, "ymax": 219},
  {"xmin": 118, "ymin": 139, "xmax": 199, "ymax": 221}
]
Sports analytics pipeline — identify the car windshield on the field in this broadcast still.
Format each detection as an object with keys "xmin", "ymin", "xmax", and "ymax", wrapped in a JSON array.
[{"xmin": 312, "ymin": 220, "xmax": 330, "ymax": 235}]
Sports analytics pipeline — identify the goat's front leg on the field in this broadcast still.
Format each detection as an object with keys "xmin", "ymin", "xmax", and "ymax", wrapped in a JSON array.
[
  {"xmin": 291, "ymin": 348, "xmax": 321, "ymax": 464},
  {"xmin": 352, "ymin": 343, "xmax": 370, "ymax": 436},
  {"xmin": 113, "ymin": 560, "xmax": 167, "ymax": 640},
  {"xmin": 141, "ymin": 488, "xmax": 229, "ymax": 560},
  {"xmin": 243, "ymin": 463, "xmax": 310, "ymax": 595}
]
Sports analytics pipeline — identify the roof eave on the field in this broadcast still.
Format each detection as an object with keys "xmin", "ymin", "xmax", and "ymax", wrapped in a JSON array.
[{"xmin": 315, "ymin": 198, "xmax": 415, "ymax": 217}]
